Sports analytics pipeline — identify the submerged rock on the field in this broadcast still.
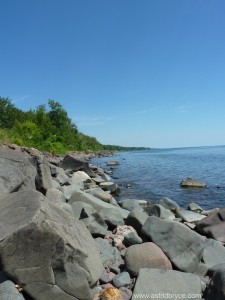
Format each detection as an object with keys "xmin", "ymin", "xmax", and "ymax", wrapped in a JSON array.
[{"xmin": 181, "ymin": 177, "xmax": 206, "ymax": 188}]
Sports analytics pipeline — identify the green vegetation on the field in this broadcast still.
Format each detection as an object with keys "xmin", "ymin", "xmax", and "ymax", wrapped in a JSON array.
[{"xmin": 0, "ymin": 97, "xmax": 150, "ymax": 154}]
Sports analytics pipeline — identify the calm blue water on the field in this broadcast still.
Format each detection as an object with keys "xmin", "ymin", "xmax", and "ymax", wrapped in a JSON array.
[{"xmin": 92, "ymin": 145, "xmax": 225, "ymax": 210}]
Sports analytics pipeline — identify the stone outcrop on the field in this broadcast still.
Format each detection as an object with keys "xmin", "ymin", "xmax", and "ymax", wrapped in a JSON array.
[{"xmin": 0, "ymin": 190, "xmax": 103, "ymax": 300}]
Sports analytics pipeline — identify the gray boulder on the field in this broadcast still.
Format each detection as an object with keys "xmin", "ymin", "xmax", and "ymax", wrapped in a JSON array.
[
  {"xmin": 37, "ymin": 161, "xmax": 53, "ymax": 191},
  {"xmin": 132, "ymin": 268, "xmax": 202, "ymax": 300},
  {"xmin": 99, "ymin": 182, "xmax": 119, "ymax": 193},
  {"xmin": 202, "ymin": 239, "xmax": 225, "ymax": 272},
  {"xmin": 99, "ymin": 208, "xmax": 125, "ymax": 229},
  {"xmin": 86, "ymin": 187, "xmax": 113, "ymax": 204},
  {"xmin": 142, "ymin": 216, "xmax": 205, "ymax": 272},
  {"xmin": 188, "ymin": 202, "xmax": 204, "ymax": 213},
  {"xmin": 126, "ymin": 207, "xmax": 149, "ymax": 234},
  {"xmin": 159, "ymin": 197, "xmax": 179, "ymax": 211},
  {"xmin": 125, "ymin": 242, "xmax": 172, "ymax": 276},
  {"xmin": 0, "ymin": 148, "xmax": 37, "ymax": 197},
  {"xmin": 95, "ymin": 238, "xmax": 124, "ymax": 268},
  {"xmin": 112, "ymin": 272, "xmax": 130, "ymax": 288},
  {"xmin": 0, "ymin": 271, "xmax": 25, "ymax": 300},
  {"xmin": 46, "ymin": 188, "xmax": 66, "ymax": 204},
  {"xmin": 71, "ymin": 201, "xmax": 96, "ymax": 219},
  {"xmin": 176, "ymin": 209, "xmax": 206, "ymax": 223},
  {"xmin": 119, "ymin": 199, "xmax": 142, "ymax": 211},
  {"xmin": 124, "ymin": 232, "xmax": 143, "ymax": 246},
  {"xmin": 181, "ymin": 177, "xmax": 206, "ymax": 188},
  {"xmin": 69, "ymin": 189, "xmax": 129, "ymax": 219},
  {"xmin": 81, "ymin": 213, "xmax": 108, "ymax": 237},
  {"xmin": 148, "ymin": 204, "xmax": 175, "ymax": 220},
  {"xmin": 0, "ymin": 190, "xmax": 103, "ymax": 300},
  {"xmin": 60, "ymin": 155, "xmax": 95, "ymax": 177}
]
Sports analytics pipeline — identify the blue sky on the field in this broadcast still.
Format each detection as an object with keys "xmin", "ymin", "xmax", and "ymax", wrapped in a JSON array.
[{"xmin": 1, "ymin": 0, "xmax": 225, "ymax": 148}]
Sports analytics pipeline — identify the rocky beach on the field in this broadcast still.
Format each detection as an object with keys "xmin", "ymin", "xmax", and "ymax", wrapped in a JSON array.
[{"xmin": 0, "ymin": 144, "xmax": 225, "ymax": 300}]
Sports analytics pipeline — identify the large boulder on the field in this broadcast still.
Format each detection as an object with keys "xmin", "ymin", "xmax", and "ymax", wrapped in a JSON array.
[
  {"xmin": 60, "ymin": 155, "xmax": 95, "ymax": 177},
  {"xmin": 0, "ymin": 271, "xmax": 25, "ymax": 300},
  {"xmin": 202, "ymin": 239, "xmax": 225, "ymax": 272},
  {"xmin": 0, "ymin": 190, "xmax": 104, "ymax": 300},
  {"xmin": 125, "ymin": 242, "xmax": 172, "ymax": 276},
  {"xmin": 159, "ymin": 197, "xmax": 179, "ymax": 212},
  {"xmin": 142, "ymin": 216, "xmax": 205, "ymax": 272},
  {"xmin": 69, "ymin": 189, "xmax": 129, "ymax": 219},
  {"xmin": 0, "ymin": 148, "xmax": 37, "ymax": 197},
  {"xmin": 176, "ymin": 210, "xmax": 206, "ymax": 223},
  {"xmin": 132, "ymin": 268, "xmax": 202, "ymax": 300},
  {"xmin": 148, "ymin": 204, "xmax": 175, "ymax": 220},
  {"xmin": 196, "ymin": 208, "xmax": 225, "ymax": 243},
  {"xmin": 126, "ymin": 208, "xmax": 149, "ymax": 235}
]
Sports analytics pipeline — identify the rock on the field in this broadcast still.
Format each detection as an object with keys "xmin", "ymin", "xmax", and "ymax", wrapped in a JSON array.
[
  {"xmin": 60, "ymin": 202, "xmax": 74, "ymax": 217},
  {"xmin": 125, "ymin": 242, "xmax": 172, "ymax": 276},
  {"xmin": 112, "ymin": 272, "xmax": 130, "ymax": 288},
  {"xmin": 113, "ymin": 225, "xmax": 137, "ymax": 248},
  {"xmin": 55, "ymin": 173, "xmax": 70, "ymax": 185},
  {"xmin": 86, "ymin": 187, "xmax": 113, "ymax": 204},
  {"xmin": 82, "ymin": 213, "xmax": 108, "ymax": 237},
  {"xmin": 60, "ymin": 155, "xmax": 95, "ymax": 177},
  {"xmin": 201, "ymin": 208, "xmax": 220, "ymax": 216},
  {"xmin": 95, "ymin": 238, "xmax": 124, "ymax": 268},
  {"xmin": 188, "ymin": 202, "xmax": 204, "ymax": 213},
  {"xmin": 126, "ymin": 208, "xmax": 149, "ymax": 235},
  {"xmin": 159, "ymin": 197, "xmax": 179, "ymax": 211},
  {"xmin": 100, "ymin": 287, "xmax": 123, "ymax": 300},
  {"xmin": 142, "ymin": 216, "xmax": 205, "ymax": 272},
  {"xmin": 100, "ymin": 173, "xmax": 111, "ymax": 182},
  {"xmin": 181, "ymin": 177, "xmax": 206, "ymax": 188},
  {"xmin": 106, "ymin": 161, "xmax": 119, "ymax": 166},
  {"xmin": 176, "ymin": 209, "xmax": 206, "ymax": 223},
  {"xmin": 59, "ymin": 184, "xmax": 80, "ymax": 200},
  {"xmin": 99, "ymin": 182, "xmax": 120, "ymax": 194},
  {"xmin": 0, "ymin": 271, "xmax": 25, "ymax": 300},
  {"xmin": 132, "ymin": 269, "xmax": 202, "ymax": 300},
  {"xmin": 37, "ymin": 161, "xmax": 53, "ymax": 191},
  {"xmin": 119, "ymin": 199, "xmax": 142, "ymax": 211},
  {"xmin": 99, "ymin": 208, "xmax": 125, "ymax": 229},
  {"xmin": 46, "ymin": 188, "xmax": 66, "ymax": 204},
  {"xmin": 100, "ymin": 270, "xmax": 116, "ymax": 284},
  {"xmin": 206, "ymin": 268, "xmax": 225, "ymax": 300},
  {"xmin": 119, "ymin": 287, "xmax": 132, "ymax": 300},
  {"xmin": 148, "ymin": 204, "xmax": 175, "ymax": 220},
  {"xmin": 0, "ymin": 190, "xmax": 103, "ymax": 300},
  {"xmin": 72, "ymin": 171, "xmax": 92, "ymax": 189},
  {"xmin": 0, "ymin": 148, "xmax": 37, "ymax": 197},
  {"xmin": 69, "ymin": 189, "xmax": 129, "ymax": 219},
  {"xmin": 196, "ymin": 208, "xmax": 225, "ymax": 243},
  {"xmin": 92, "ymin": 176, "xmax": 105, "ymax": 183},
  {"xmin": 71, "ymin": 202, "xmax": 95, "ymax": 219},
  {"xmin": 202, "ymin": 239, "xmax": 225, "ymax": 272},
  {"xmin": 124, "ymin": 232, "xmax": 142, "ymax": 246}
]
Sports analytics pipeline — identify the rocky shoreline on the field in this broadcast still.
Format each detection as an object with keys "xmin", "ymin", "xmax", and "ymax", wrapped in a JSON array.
[{"xmin": 0, "ymin": 144, "xmax": 225, "ymax": 300}]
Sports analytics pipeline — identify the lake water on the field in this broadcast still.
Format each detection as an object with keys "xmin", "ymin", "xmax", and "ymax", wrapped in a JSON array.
[{"xmin": 91, "ymin": 145, "xmax": 225, "ymax": 210}]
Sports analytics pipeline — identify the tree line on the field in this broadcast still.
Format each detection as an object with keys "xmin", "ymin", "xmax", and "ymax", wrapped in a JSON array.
[{"xmin": 0, "ymin": 97, "xmax": 150, "ymax": 154}]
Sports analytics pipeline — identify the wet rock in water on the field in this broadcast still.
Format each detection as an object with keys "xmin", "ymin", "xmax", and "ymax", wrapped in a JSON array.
[
  {"xmin": 159, "ymin": 197, "xmax": 180, "ymax": 212},
  {"xmin": 142, "ymin": 216, "xmax": 205, "ymax": 273},
  {"xmin": 95, "ymin": 238, "xmax": 124, "ymax": 268},
  {"xmin": 176, "ymin": 209, "xmax": 206, "ymax": 223},
  {"xmin": 132, "ymin": 269, "xmax": 202, "ymax": 300},
  {"xmin": 0, "ymin": 190, "xmax": 104, "ymax": 300},
  {"xmin": 125, "ymin": 242, "xmax": 172, "ymax": 276},
  {"xmin": 148, "ymin": 204, "xmax": 175, "ymax": 220},
  {"xmin": 195, "ymin": 208, "xmax": 225, "ymax": 243},
  {"xmin": 126, "ymin": 208, "xmax": 149, "ymax": 235},
  {"xmin": 112, "ymin": 272, "xmax": 131, "ymax": 288},
  {"xmin": 0, "ymin": 148, "xmax": 37, "ymax": 197},
  {"xmin": 106, "ymin": 161, "xmax": 120, "ymax": 166},
  {"xmin": 181, "ymin": 177, "xmax": 206, "ymax": 188}
]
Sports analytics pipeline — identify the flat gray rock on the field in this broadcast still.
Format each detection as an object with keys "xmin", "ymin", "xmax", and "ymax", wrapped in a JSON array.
[
  {"xmin": 0, "ymin": 190, "xmax": 103, "ymax": 300},
  {"xmin": 148, "ymin": 204, "xmax": 175, "ymax": 220},
  {"xmin": 159, "ymin": 197, "xmax": 179, "ymax": 211},
  {"xmin": 176, "ymin": 210, "xmax": 206, "ymax": 223},
  {"xmin": 132, "ymin": 269, "xmax": 202, "ymax": 300},
  {"xmin": 142, "ymin": 216, "xmax": 205, "ymax": 272}
]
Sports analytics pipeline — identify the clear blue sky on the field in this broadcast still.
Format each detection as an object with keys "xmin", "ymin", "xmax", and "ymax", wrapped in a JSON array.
[{"xmin": 1, "ymin": 0, "xmax": 225, "ymax": 148}]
